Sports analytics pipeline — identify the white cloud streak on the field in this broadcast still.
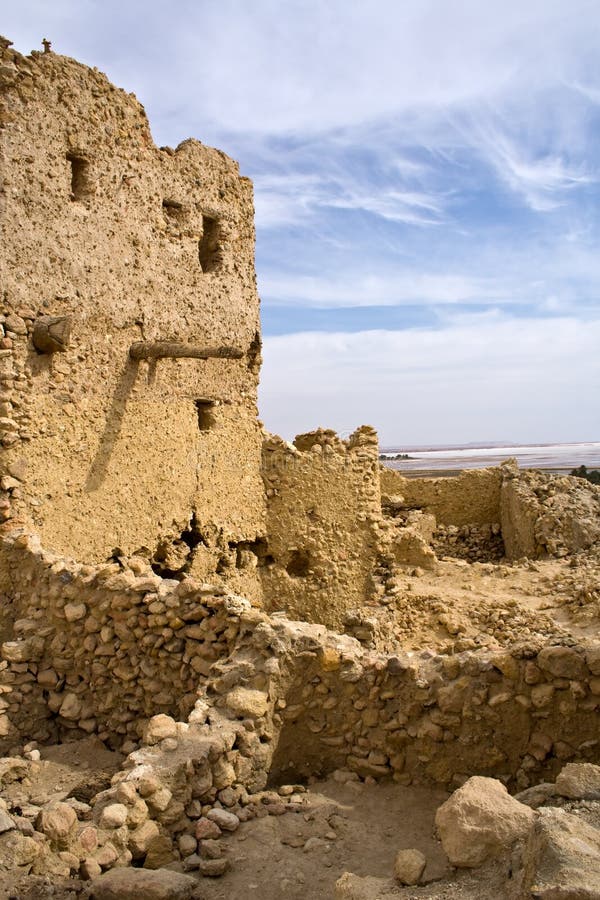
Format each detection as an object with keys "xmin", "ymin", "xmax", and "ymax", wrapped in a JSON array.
[
  {"xmin": 259, "ymin": 315, "xmax": 600, "ymax": 444},
  {"xmin": 260, "ymin": 271, "xmax": 507, "ymax": 307},
  {"xmin": 253, "ymin": 171, "xmax": 446, "ymax": 229}
]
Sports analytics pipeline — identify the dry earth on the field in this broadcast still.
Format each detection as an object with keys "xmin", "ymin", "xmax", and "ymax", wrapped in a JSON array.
[
  {"xmin": 0, "ymin": 767, "xmax": 511, "ymax": 900},
  {"xmin": 363, "ymin": 552, "xmax": 600, "ymax": 654}
]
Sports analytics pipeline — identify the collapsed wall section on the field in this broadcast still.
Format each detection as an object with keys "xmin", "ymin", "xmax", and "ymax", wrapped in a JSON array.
[
  {"xmin": 260, "ymin": 427, "xmax": 383, "ymax": 629},
  {"xmin": 501, "ymin": 465, "xmax": 600, "ymax": 560},
  {"xmin": 0, "ymin": 41, "xmax": 265, "ymax": 585},
  {"xmin": 381, "ymin": 462, "xmax": 600, "ymax": 563},
  {"xmin": 380, "ymin": 466, "xmax": 503, "ymax": 564}
]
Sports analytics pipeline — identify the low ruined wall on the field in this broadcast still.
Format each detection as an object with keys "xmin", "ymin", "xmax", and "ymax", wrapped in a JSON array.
[
  {"xmin": 381, "ymin": 466, "xmax": 502, "ymax": 527},
  {"xmin": 2, "ymin": 551, "xmax": 598, "ymax": 879},
  {"xmin": 260, "ymin": 427, "xmax": 383, "ymax": 629},
  {"xmin": 210, "ymin": 615, "xmax": 600, "ymax": 793},
  {"xmin": 0, "ymin": 531, "xmax": 244, "ymax": 750},
  {"xmin": 1, "ymin": 527, "xmax": 599, "ymax": 805}
]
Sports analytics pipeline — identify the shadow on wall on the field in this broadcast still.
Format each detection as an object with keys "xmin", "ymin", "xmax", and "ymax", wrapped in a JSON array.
[{"xmin": 85, "ymin": 360, "xmax": 140, "ymax": 491}]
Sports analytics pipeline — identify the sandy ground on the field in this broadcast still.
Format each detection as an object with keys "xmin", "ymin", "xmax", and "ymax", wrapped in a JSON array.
[
  {"xmin": 199, "ymin": 778, "xmax": 450, "ymax": 899},
  {"xmin": 193, "ymin": 777, "xmax": 515, "ymax": 900},
  {"xmin": 365, "ymin": 552, "xmax": 600, "ymax": 654}
]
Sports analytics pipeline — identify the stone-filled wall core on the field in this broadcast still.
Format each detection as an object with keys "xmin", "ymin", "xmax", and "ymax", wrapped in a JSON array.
[
  {"xmin": 0, "ymin": 41, "xmax": 266, "ymax": 590},
  {"xmin": 2, "ymin": 529, "xmax": 599, "ymax": 799},
  {"xmin": 260, "ymin": 427, "xmax": 383, "ymax": 629}
]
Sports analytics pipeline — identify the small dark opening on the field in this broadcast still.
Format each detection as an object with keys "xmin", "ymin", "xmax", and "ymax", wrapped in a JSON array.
[
  {"xmin": 195, "ymin": 399, "xmax": 216, "ymax": 431},
  {"xmin": 180, "ymin": 517, "xmax": 208, "ymax": 552},
  {"xmin": 234, "ymin": 537, "xmax": 273, "ymax": 569},
  {"xmin": 247, "ymin": 330, "xmax": 262, "ymax": 373},
  {"xmin": 162, "ymin": 199, "xmax": 186, "ymax": 222},
  {"xmin": 67, "ymin": 152, "xmax": 92, "ymax": 201},
  {"xmin": 286, "ymin": 549, "xmax": 311, "ymax": 578},
  {"xmin": 198, "ymin": 215, "xmax": 222, "ymax": 272},
  {"xmin": 150, "ymin": 514, "xmax": 208, "ymax": 579}
]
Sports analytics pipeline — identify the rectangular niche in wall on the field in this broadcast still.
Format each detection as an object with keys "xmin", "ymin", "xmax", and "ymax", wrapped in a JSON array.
[
  {"xmin": 198, "ymin": 215, "xmax": 222, "ymax": 273},
  {"xmin": 195, "ymin": 399, "xmax": 216, "ymax": 431},
  {"xmin": 162, "ymin": 198, "xmax": 187, "ymax": 223},
  {"xmin": 66, "ymin": 152, "xmax": 94, "ymax": 201}
]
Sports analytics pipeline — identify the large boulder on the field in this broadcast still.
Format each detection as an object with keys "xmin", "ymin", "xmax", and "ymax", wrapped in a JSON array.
[
  {"xmin": 435, "ymin": 776, "xmax": 535, "ymax": 867},
  {"xmin": 90, "ymin": 867, "xmax": 197, "ymax": 899},
  {"xmin": 555, "ymin": 763, "xmax": 600, "ymax": 800},
  {"xmin": 516, "ymin": 807, "xmax": 600, "ymax": 898}
]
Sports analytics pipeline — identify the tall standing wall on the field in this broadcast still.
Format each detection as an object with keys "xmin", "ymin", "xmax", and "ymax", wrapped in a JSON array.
[{"xmin": 0, "ymin": 41, "xmax": 265, "ymax": 595}]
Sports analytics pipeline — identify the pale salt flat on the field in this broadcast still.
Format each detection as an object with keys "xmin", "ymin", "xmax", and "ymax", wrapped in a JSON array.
[{"xmin": 381, "ymin": 442, "xmax": 600, "ymax": 474}]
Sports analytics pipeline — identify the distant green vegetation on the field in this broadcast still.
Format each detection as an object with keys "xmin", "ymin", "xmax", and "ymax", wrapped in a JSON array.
[
  {"xmin": 570, "ymin": 465, "xmax": 600, "ymax": 485},
  {"xmin": 379, "ymin": 453, "xmax": 415, "ymax": 461}
]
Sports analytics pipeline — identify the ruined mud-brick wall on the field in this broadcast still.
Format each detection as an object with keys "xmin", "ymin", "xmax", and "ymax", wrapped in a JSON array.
[
  {"xmin": 0, "ymin": 531, "xmax": 244, "ymax": 752},
  {"xmin": 264, "ymin": 635, "xmax": 600, "ymax": 791},
  {"xmin": 381, "ymin": 466, "xmax": 502, "ymax": 526},
  {"xmin": 380, "ymin": 466, "xmax": 503, "ymax": 564},
  {"xmin": 382, "ymin": 462, "xmax": 600, "ymax": 562},
  {"xmin": 2, "ymin": 528, "xmax": 600, "ymax": 808},
  {"xmin": 260, "ymin": 427, "xmax": 383, "ymax": 629},
  {"xmin": 0, "ymin": 41, "xmax": 265, "ymax": 594}
]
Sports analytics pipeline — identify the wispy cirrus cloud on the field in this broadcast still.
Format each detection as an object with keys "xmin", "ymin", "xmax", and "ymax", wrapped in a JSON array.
[
  {"xmin": 253, "ymin": 171, "xmax": 446, "ymax": 229},
  {"xmin": 459, "ymin": 111, "xmax": 595, "ymax": 211}
]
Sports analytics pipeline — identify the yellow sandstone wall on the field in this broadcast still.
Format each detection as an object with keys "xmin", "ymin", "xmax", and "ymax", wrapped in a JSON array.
[
  {"xmin": 260, "ymin": 427, "xmax": 383, "ymax": 629},
  {"xmin": 0, "ymin": 42, "xmax": 266, "ymax": 584}
]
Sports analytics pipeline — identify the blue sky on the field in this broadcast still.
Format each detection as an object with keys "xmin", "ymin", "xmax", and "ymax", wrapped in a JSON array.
[{"xmin": 4, "ymin": 1, "xmax": 600, "ymax": 445}]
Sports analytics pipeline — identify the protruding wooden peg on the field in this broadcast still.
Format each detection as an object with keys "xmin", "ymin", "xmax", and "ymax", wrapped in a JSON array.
[{"xmin": 129, "ymin": 341, "xmax": 243, "ymax": 361}]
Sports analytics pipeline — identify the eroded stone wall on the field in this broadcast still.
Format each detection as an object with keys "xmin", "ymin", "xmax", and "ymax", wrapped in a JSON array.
[
  {"xmin": 260, "ymin": 427, "xmax": 383, "ymax": 628},
  {"xmin": 1, "ymin": 529, "xmax": 599, "ymax": 814},
  {"xmin": 0, "ymin": 531, "xmax": 244, "ymax": 749},
  {"xmin": 501, "ymin": 464, "xmax": 600, "ymax": 560},
  {"xmin": 0, "ymin": 41, "xmax": 265, "ymax": 584}
]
